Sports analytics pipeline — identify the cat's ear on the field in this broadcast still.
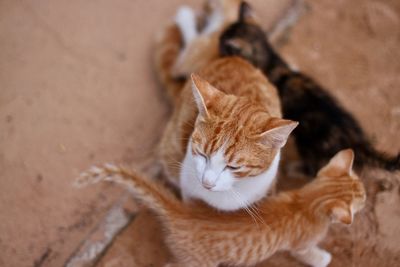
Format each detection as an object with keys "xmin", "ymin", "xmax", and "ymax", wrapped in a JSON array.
[
  {"xmin": 328, "ymin": 202, "xmax": 353, "ymax": 225},
  {"xmin": 191, "ymin": 73, "xmax": 223, "ymax": 117},
  {"xmin": 260, "ymin": 118, "xmax": 298, "ymax": 148},
  {"xmin": 317, "ymin": 149, "xmax": 355, "ymax": 177},
  {"xmin": 238, "ymin": 1, "xmax": 256, "ymax": 23}
]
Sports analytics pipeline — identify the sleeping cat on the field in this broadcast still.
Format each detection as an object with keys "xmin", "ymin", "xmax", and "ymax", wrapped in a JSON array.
[
  {"xmin": 219, "ymin": 1, "xmax": 400, "ymax": 175},
  {"xmin": 155, "ymin": 0, "xmax": 298, "ymax": 211},
  {"xmin": 77, "ymin": 149, "xmax": 366, "ymax": 267}
]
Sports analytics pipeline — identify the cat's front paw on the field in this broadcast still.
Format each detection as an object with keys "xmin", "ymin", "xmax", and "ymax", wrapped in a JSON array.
[
  {"xmin": 313, "ymin": 249, "xmax": 331, "ymax": 267},
  {"xmin": 292, "ymin": 247, "xmax": 332, "ymax": 267},
  {"xmin": 175, "ymin": 6, "xmax": 197, "ymax": 43}
]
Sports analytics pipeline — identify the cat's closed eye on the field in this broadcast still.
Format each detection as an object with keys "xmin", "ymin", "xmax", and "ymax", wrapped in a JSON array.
[
  {"xmin": 226, "ymin": 165, "xmax": 240, "ymax": 170},
  {"xmin": 198, "ymin": 152, "xmax": 208, "ymax": 160}
]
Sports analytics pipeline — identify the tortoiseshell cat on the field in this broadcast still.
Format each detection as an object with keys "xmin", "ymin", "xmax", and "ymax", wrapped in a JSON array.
[
  {"xmin": 219, "ymin": 2, "xmax": 400, "ymax": 175},
  {"xmin": 154, "ymin": 0, "xmax": 298, "ymax": 211},
  {"xmin": 77, "ymin": 149, "xmax": 366, "ymax": 267}
]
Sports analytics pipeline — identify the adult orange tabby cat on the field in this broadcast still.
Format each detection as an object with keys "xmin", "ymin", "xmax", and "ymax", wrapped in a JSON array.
[
  {"xmin": 155, "ymin": 0, "xmax": 298, "ymax": 211},
  {"xmin": 77, "ymin": 149, "xmax": 366, "ymax": 267}
]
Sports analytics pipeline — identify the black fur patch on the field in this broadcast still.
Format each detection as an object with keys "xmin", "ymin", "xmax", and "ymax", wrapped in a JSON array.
[{"xmin": 219, "ymin": 12, "xmax": 399, "ymax": 175}]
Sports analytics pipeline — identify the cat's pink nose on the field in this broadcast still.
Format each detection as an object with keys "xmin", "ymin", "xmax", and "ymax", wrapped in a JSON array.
[{"xmin": 202, "ymin": 181, "xmax": 215, "ymax": 190}]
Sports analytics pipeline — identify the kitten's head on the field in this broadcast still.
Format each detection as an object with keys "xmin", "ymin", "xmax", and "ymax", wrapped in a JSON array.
[
  {"xmin": 312, "ymin": 149, "xmax": 366, "ymax": 225},
  {"xmin": 219, "ymin": 1, "xmax": 276, "ymax": 69},
  {"xmin": 189, "ymin": 74, "xmax": 298, "ymax": 191}
]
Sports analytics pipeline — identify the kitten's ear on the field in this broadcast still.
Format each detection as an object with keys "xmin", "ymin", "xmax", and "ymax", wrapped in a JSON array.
[
  {"xmin": 191, "ymin": 73, "xmax": 223, "ymax": 117},
  {"xmin": 239, "ymin": 1, "xmax": 256, "ymax": 23},
  {"xmin": 329, "ymin": 203, "xmax": 353, "ymax": 225},
  {"xmin": 260, "ymin": 118, "xmax": 298, "ymax": 148},
  {"xmin": 317, "ymin": 149, "xmax": 355, "ymax": 177}
]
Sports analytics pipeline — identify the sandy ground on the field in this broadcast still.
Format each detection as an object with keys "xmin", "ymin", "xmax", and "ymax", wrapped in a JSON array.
[{"xmin": 1, "ymin": 0, "xmax": 399, "ymax": 266}]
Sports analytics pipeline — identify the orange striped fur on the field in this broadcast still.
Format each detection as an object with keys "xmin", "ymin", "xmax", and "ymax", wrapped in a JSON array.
[
  {"xmin": 159, "ymin": 56, "xmax": 297, "ymax": 188},
  {"xmin": 77, "ymin": 149, "xmax": 366, "ymax": 267},
  {"xmin": 154, "ymin": 23, "xmax": 185, "ymax": 102},
  {"xmin": 155, "ymin": 1, "xmax": 297, "ymax": 211}
]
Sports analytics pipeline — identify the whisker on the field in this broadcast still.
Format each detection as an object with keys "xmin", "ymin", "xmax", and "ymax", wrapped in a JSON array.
[
  {"xmin": 181, "ymin": 120, "xmax": 195, "ymax": 128},
  {"xmin": 232, "ymin": 188, "xmax": 268, "ymax": 229},
  {"xmin": 173, "ymin": 136, "xmax": 192, "ymax": 142},
  {"xmin": 165, "ymin": 158, "xmax": 198, "ymax": 176},
  {"xmin": 230, "ymin": 189, "xmax": 262, "ymax": 228}
]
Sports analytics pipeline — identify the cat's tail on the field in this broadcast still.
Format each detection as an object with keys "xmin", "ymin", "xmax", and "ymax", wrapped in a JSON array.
[
  {"xmin": 75, "ymin": 164, "xmax": 184, "ymax": 218},
  {"xmin": 355, "ymin": 145, "xmax": 400, "ymax": 172},
  {"xmin": 154, "ymin": 23, "xmax": 186, "ymax": 103}
]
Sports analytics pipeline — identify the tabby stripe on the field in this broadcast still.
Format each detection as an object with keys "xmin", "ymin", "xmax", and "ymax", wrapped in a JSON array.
[
  {"xmin": 310, "ymin": 191, "xmax": 353, "ymax": 212},
  {"xmin": 242, "ymin": 109, "xmax": 267, "ymax": 129},
  {"xmin": 208, "ymin": 137, "xmax": 220, "ymax": 154},
  {"xmin": 221, "ymin": 98, "xmax": 239, "ymax": 118}
]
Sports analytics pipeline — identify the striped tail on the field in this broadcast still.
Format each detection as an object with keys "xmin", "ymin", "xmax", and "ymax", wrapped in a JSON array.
[
  {"xmin": 75, "ymin": 164, "xmax": 183, "ymax": 217},
  {"xmin": 356, "ymin": 145, "xmax": 400, "ymax": 172},
  {"xmin": 153, "ymin": 23, "xmax": 186, "ymax": 103}
]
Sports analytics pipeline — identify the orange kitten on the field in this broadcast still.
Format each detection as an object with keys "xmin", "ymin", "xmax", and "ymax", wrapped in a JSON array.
[{"xmin": 77, "ymin": 149, "xmax": 366, "ymax": 267}]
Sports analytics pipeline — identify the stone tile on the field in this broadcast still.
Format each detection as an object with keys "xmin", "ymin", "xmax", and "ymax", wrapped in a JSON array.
[{"xmin": 95, "ymin": 209, "xmax": 170, "ymax": 267}]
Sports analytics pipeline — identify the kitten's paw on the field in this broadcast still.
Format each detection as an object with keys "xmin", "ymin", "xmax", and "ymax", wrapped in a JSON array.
[
  {"xmin": 292, "ymin": 247, "xmax": 331, "ymax": 267},
  {"xmin": 311, "ymin": 249, "xmax": 331, "ymax": 267},
  {"xmin": 175, "ymin": 6, "xmax": 197, "ymax": 43},
  {"xmin": 175, "ymin": 6, "xmax": 195, "ymax": 25}
]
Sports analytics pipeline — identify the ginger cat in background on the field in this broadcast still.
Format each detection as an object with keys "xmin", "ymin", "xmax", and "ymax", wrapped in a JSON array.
[
  {"xmin": 77, "ymin": 149, "xmax": 366, "ymax": 267},
  {"xmin": 154, "ymin": 0, "xmax": 298, "ymax": 211},
  {"xmin": 171, "ymin": 0, "xmax": 242, "ymax": 78},
  {"xmin": 153, "ymin": 0, "xmax": 242, "ymax": 102}
]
